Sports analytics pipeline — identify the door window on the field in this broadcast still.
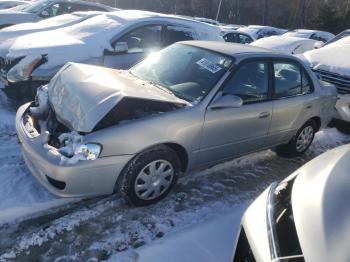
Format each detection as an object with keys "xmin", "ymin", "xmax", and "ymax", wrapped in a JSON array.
[
  {"xmin": 238, "ymin": 34, "xmax": 253, "ymax": 44},
  {"xmin": 117, "ymin": 25, "xmax": 162, "ymax": 54},
  {"xmin": 310, "ymin": 33, "xmax": 327, "ymax": 43},
  {"xmin": 163, "ymin": 25, "xmax": 194, "ymax": 47},
  {"xmin": 44, "ymin": 3, "xmax": 67, "ymax": 16},
  {"xmin": 265, "ymin": 30, "xmax": 278, "ymax": 36},
  {"xmin": 222, "ymin": 61, "xmax": 269, "ymax": 104},
  {"xmin": 273, "ymin": 62, "xmax": 312, "ymax": 98},
  {"xmin": 223, "ymin": 33, "xmax": 237, "ymax": 43}
]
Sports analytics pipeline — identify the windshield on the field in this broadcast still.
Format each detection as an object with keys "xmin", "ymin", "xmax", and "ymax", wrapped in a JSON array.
[
  {"xmin": 131, "ymin": 44, "xmax": 233, "ymax": 102},
  {"xmin": 21, "ymin": 0, "xmax": 54, "ymax": 13},
  {"xmin": 325, "ymin": 31, "xmax": 350, "ymax": 46}
]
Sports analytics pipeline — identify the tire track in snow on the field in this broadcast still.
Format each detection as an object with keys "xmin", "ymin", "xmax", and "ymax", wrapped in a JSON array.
[{"xmin": 0, "ymin": 128, "xmax": 349, "ymax": 262}]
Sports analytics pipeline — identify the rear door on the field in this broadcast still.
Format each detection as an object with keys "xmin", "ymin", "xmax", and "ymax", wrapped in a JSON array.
[
  {"xmin": 197, "ymin": 60, "xmax": 273, "ymax": 165},
  {"xmin": 265, "ymin": 59, "xmax": 318, "ymax": 146}
]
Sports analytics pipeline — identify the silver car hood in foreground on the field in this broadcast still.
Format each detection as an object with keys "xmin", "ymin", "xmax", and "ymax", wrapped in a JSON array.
[
  {"xmin": 48, "ymin": 63, "xmax": 188, "ymax": 133},
  {"xmin": 291, "ymin": 144, "xmax": 350, "ymax": 262}
]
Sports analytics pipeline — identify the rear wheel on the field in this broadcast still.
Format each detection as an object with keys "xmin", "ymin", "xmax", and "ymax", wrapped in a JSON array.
[
  {"xmin": 117, "ymin": 145, "xmax": 180, "ymax": 206},
  {"xmin": 276, "ymin": 120, "xmax": 316, "ymax": 157}
]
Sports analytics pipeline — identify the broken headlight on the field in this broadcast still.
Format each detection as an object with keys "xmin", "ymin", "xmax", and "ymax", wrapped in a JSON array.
[
  {"xmin": 74, "ymin": 143, "xmax": 101, "ymax": 161},
  {"xmin": 7, "ymin": 55, "xmax": 42, "ymax": 83}
]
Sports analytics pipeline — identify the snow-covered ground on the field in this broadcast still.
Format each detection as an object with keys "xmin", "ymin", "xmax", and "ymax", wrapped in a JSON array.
[{"xmin": 0, "ymin": 89, "xmax": 349, "ymax": 261}]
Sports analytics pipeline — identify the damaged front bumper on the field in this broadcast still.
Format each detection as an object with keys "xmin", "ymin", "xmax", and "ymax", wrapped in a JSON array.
[{"xmin": 16, "ymin": 103, "xmax": 134, "ymax": 198}]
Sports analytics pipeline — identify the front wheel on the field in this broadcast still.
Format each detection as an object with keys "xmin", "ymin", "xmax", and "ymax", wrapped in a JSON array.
[
  {"xmin": 117, "ymin": 145, "xmax": 181, "ymax": 206},
  {"xmin": 276, "ymin": 120, "xmax": 316, "ymax": 157}
]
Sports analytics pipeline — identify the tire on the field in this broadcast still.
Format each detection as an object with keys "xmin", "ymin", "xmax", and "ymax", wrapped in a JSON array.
[
  {"xmin": 276, "ymin": 120, "xmax": 316, "ymax": 158},
  {"xmin": 117, "ymin": 145, "xmax": 181, "ymax": 206},
  {"xmin": 332, "ymin": 119, "xmax": 350, "ymax": 135},
  {"xmin": 3, "ymin": 82, "xmax": 41, "ymax": 103}
]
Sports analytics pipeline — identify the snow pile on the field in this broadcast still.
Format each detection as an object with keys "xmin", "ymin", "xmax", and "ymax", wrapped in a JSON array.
[
  {"xmin": 302, "ymin": 36, "xmax": 350, "ymax": 76},
  {"xmin": 0, "ymin": 89, "xmax": 78, "ymax": 224},
  {"xmin": 113, "ymin": 205, "xmax": 247, "ymax": 262}
]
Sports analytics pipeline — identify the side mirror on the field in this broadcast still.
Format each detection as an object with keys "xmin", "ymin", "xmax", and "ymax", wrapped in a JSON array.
[
  {"xmin": 113, "ymin": 42, "xmax": 128, "ymax": 53},
  {"xmin": 40, "ymin": 10, "xmax": 50, "ymax": 17},
  {"xmin": 313, "ymin": 41, "xmax": 324, "ymax": 49},
  {"xmin": 209, "ymin": 94, "xmax": 243, "ymax": 109}
]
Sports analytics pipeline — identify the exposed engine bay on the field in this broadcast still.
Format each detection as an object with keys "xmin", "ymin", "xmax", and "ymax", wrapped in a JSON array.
[{"xmin": 23, "ymin": 85, "xmax": 184, "ymax": 165}]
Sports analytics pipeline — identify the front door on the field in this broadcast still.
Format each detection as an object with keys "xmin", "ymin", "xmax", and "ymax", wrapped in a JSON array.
[
  {"xmin": 197, "ymin": 60, "xmax": 273, "ymax": 165},
  {"xmin": 103, "ymin": 25, "xmax": 163, "ymax": 70}
]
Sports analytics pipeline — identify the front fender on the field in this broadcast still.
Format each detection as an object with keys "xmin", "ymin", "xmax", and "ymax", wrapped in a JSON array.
[{"xmin": 85, "ymin": 106, "xmax": 205, "ymax": 169}]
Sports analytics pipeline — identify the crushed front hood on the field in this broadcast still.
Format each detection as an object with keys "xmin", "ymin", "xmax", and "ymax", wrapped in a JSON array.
[
  {"xmin": 291, "ymin": 144, "xmax": 350, "ymax": 262},
  {"xmin": 48, "ymin": 63, "xmax": 188, "ymax": 133}
]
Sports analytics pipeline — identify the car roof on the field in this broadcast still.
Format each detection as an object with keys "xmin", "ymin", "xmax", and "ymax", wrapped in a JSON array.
[
  {"xmin": 180, "ymin": 40, "xmax": 281, "ymax": 57},
  {"xmin": 97, "ymin": 9, "xmax": 220, "ymax": 26},
  {"xmin": 57, "ymin": 0, "xmax": 115, "ymax": 10}
]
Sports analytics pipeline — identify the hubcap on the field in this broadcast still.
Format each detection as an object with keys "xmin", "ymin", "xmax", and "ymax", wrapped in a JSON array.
[
  {"xmin": 134, "ymin": 160, "xmax": 174, "ymax": 200},
  {"xmin": 296, "ymin": 125, "xmax": 314, "ymax": 152}
]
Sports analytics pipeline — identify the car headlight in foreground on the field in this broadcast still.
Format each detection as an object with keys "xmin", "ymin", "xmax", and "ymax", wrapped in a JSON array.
[
  {"xmin": 74, "ymin": 143, "xmax": 101, "ymax": 161},
  {"xmin": 7, "ymin": 55, "xmax": 42, "ymax": 83}
]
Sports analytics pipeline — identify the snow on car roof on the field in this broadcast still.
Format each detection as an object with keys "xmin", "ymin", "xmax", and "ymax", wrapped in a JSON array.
[
  {"xmin": 284, "ymin": 29, "xmax": 334, "ymax": 38},
  {"xmin": 237, "ymin": 25, "xmax": 286, "ymax": 38},
  {"xmin": 251, "ymin": 36, "xmax": 318, "ymax": 53}
]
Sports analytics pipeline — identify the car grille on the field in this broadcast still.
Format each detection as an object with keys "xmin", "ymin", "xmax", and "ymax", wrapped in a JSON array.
[
  {"xmin": 313, "ymin": 69, "xmax": 350, "ymax": 94},
  {"xmin": 0, "ymin": 56, "xmax": 24, "ymax": 74}
]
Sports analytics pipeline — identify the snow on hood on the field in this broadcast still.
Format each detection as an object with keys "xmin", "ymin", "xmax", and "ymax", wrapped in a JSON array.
[
  {"xmin": 0, "ymin": 11, "xmax": 101, "ymax": 39},
  {"xmin": 251, "ymin": 36, "xmax": 319, "ymax": 54},
  {"xmin": 302, "ymin": 36, "xmax": 350, "ymax": 77},
  {"xmin": 291, "ymin": 144, "xmax": 350, "ymax": 262},
  {"xmin": 0, "ymin": 12, "xmax": 102, "ymax": 57},
  {"xmin": 48, "ymin": 63, "xmax": 188, "ymax": 133},
  {"xmin": 0, "ymin": 10, "xmax": 36, "ymax": 25},
  {"xmin": 7, "ymin": 12, "xmax": 126, "ymax": 68}
]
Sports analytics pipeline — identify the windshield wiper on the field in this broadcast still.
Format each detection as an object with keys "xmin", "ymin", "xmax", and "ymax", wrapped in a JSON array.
[{"xmin": 148, "ymin": 81, "xmax": 174, "ymax": 96}]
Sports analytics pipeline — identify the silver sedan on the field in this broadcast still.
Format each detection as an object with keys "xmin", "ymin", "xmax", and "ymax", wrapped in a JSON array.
[
  {"xmin": 16, "ymin": 41, "xmax": 337, "ymax": 206},
  {"xmin": 232, "ymin": 144, "xmax": 350, "ymax": 262}
]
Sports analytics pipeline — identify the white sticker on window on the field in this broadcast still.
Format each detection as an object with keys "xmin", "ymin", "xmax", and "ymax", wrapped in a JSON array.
[{"xmin": 196, "ymin": 58, "xmax": 221, "ymax": 74}]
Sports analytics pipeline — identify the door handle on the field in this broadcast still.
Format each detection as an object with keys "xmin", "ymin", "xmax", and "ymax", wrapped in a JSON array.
[
  {"xmin": 259, "ymin": 112, "xmax": 270, "ymax": 119},
  {"xmin": 306, "ymin": 105, "xmax": 312, "ymax": 109}
]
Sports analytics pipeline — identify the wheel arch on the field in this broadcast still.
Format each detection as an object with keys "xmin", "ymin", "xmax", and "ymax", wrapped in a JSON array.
[{"xmin": 309, "ymin": 116, "xmax": 321, "ymax": 132}]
